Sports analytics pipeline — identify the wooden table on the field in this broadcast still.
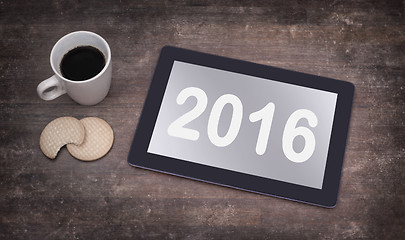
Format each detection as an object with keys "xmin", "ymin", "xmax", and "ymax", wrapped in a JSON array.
[{"xmin": 1, "ymin": 0, "xmax": 404, "ymax": 239}]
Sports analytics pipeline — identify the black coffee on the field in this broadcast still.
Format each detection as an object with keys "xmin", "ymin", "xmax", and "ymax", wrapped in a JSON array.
[{"xmin": 60, "ymin": 45, "xmax": 105, "ymax": 81}]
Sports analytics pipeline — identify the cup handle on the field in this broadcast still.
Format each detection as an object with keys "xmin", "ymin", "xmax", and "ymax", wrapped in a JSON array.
[{"xmin": 37, "ymin": 75, "xmax": 67, "ymax": 101}]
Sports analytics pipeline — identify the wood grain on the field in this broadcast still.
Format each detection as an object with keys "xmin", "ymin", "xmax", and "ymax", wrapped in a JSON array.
[{"xmin": 1, "ymin": 0, "xmax": 404, "ymax": 239}]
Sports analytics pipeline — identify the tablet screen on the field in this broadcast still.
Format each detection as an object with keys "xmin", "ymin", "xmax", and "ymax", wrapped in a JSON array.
[
  {"xmin": 128, "ymin": 46, "xmax": 354, "ymax": 207},
  {"xmin": 148, "ymin": 61, "xmax": 337, "ymax": 189}
]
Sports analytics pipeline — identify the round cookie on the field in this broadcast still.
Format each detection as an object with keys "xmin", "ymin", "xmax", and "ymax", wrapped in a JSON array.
[
  {"xmin": 67, "ymin": 117, "xmax": 114, "ymax": 161},
  {"xmin": 40, "ymin": 117, "xmax": 85, "ymax": 159}
]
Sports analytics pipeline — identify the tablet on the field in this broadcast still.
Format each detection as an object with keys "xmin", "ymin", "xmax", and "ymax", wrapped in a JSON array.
[{"xmin": 128, "ymin": 46, "xmax": 354, "ymax": 208}]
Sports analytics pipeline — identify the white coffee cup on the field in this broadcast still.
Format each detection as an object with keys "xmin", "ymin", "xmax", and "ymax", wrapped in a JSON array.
[{"xmin": 37, "ymin": 31, "xmax": 112, "ymax": 105}]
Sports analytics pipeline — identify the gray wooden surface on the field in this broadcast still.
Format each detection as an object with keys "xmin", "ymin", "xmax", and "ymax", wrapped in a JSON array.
[{"xmin": 1, "ymin": 0, "xmax": 404, "ymax": 239}]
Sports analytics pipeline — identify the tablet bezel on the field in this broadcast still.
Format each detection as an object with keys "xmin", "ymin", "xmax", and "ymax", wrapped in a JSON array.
[{"xmin": 128, "ymin": 46, "xmax": 354, "ymax": 208}]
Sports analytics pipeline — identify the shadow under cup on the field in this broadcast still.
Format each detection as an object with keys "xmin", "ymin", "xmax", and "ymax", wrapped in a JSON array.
[{"xmin": 50, "ymin": 31, "xmax": 112, "ymax": 105}]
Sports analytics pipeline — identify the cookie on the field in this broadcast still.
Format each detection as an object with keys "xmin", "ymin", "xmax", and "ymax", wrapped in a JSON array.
[
  {"xmin": 66, "ymin": 117, "xmax": 114, "ymax": 161},
  {"xmin": 40, "ymin": 117, "xmax": 85, "ymax": 159}
]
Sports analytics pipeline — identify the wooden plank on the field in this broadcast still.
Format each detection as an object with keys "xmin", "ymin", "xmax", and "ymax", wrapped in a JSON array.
[{"xmin": 0, "ymin": 0, "xmax": 404, "ymax": 239}]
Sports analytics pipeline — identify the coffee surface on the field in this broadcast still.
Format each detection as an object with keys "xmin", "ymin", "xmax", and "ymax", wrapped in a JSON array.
[{"xmin": 60, "ymin": 46, "xmax": 105, "ymax": 81}]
